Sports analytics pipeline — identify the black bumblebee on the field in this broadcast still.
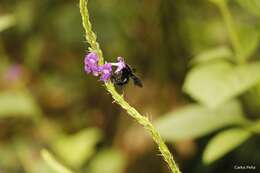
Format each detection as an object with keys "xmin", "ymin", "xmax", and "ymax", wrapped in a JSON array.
[{"xmin": 111, "ymin": 64, "xmax": 143, "ymax": 87}]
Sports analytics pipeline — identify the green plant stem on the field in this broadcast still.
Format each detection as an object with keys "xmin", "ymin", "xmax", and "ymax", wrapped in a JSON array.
[
  {"xmin": 80, "ymin": 0, "xmax": 104, "ymax": 65},
  {"xmin": 213, "ymin": 0, "xmax": 242, "ymax": 63},
  {"xmin": 106, "ymin": 82, "xmax": 181, "ymax": 173},
  {"xmin": 79, "ymin": 0, "xmax": 181, "ymax": 173}
]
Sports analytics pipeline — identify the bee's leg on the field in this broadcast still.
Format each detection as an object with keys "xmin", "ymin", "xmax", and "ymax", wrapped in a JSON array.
[{"xmin": 114, "ymin": 84, "xmax": 124, "ymax": 93}]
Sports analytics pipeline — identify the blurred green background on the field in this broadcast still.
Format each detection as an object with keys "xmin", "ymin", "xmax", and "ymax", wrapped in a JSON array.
[{"xmin": 1, "ymin": 0, "xmax": 260, "ymax": 173}]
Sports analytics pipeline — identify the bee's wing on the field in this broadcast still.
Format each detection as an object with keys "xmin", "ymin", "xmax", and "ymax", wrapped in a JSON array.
[{"xmin": 131, "ymin": 75, "xmax": 143, "ymax": 87}]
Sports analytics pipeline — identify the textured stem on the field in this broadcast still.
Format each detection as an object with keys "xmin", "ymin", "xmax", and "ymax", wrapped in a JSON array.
[
  {"xmin": 79, "ymin": 0, "xmax": 181, "ymax": 173},
  {"xmin": 79, "ymin": 0, "xmax": 104, "ymax": 65},
  {"xmin": 106, "ymin": 83, "xmax": 181, "ymax": 173}
]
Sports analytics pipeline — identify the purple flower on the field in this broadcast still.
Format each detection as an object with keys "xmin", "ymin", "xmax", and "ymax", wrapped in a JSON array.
[
  {"xmin": 3, "ymin": 64, "xmax": 23, "ymax": 83},
  {"xmin": 5, "ymin": 65, "xmax": 22, "ymax": 78},
  {"xmin": 83, "ymin": 53, "xmax": 128, "ymax": 83},
  {"xmin": 112, "ymin": 57, "xmax": 126, "ymax": 74},
  {"xmin": 84, "ymin": 52, "xmax": 100, "ymax": 76},
  {"xmin": 99, "ymin": 63, "xmax": 112, "ymax": 82}
]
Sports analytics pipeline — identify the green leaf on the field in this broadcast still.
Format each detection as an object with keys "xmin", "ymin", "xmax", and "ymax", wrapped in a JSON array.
[
  {"xmin": 89, "ymin": 148, "xmax": 126, "ymax": 173},
  {"xmin": 203, "ymin": 128, "xmax": 251, "ymax": 164},
  {"xmin": 238, "ymin": 25, "xmax": 259, "ymax": 60},
  {"xmin": 51, "ymin": 128, "xmax": 102, "ymax": 168},
  {"xmin": 0, "ymin": 91, "xmax": 41, "ymax": 119},
  {"xmin": 41, "ymin": 149, "xmax": 74, "ymax": 173},
  {"xmin": 242, "ymin": 82, "xmax": 260, "ymax": 116},
  {"xmin": 183, "ymin": 61, "xmax": 260, "ymax": 108},
  {"xmin": 191, "ymin": 46, "xmax": 233, "ymax": 65},
  {"xmin": 0, "ymin": 143, "xmax": 19, "ymax": 170},
  {"xmin": 155, "ymin": 100, "xmax": 245, "ymax": 141},
  {"xmin": 0, "ymin": 14, "xmax": 15, "ymax": 32},
  {"xmin": 15, "ymin": 1, "xmax": 36, "ymax": 32},
  {"xmin": 235, "ymin": 0, "xmax": 260, "ymax": 17},
  {"xmin": 249, "ymin": 120, "xmax": 260, "ymax": 134},
  {"xmin": 209, "ymin": 0, "xmax": 228, "ymax": 5}
]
